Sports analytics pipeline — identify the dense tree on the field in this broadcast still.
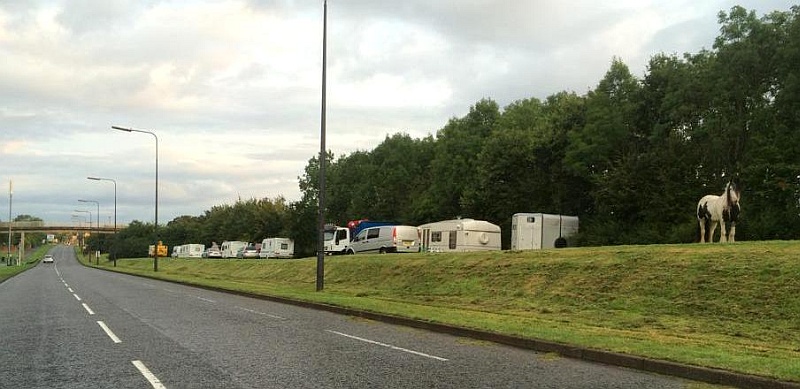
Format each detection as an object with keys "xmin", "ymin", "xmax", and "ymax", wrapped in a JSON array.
[{"xmin": 111, "ymin": 5, "xmax": 800, "ymax": 253}]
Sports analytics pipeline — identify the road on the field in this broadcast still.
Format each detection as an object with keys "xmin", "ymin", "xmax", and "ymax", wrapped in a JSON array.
[{"xmin": 0, "ymin": 246, "xmax": 694, "ymax": 388}]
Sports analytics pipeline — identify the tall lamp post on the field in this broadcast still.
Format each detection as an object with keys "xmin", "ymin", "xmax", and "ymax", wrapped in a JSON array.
[
  {"xmin": 112, "ymin": 125, "xmax": 159, "ymax": 272},
  {"xmin": 78, "ymin": 199, "xmax": 100, "ymax": 264},
  {"xmin": 74, "ymin": 209, "xmax": 91, "ymax": 259},
  {"xmin": 316, "ymin": 0, "xmax": 328, "ymax": 291},
  {"xmin": 88, "ymin": 177, "xmax": 117, "ymax": 266},
  {"xmin": 8, "ymin": 180, "xmax": 12, "ymax": 266}
]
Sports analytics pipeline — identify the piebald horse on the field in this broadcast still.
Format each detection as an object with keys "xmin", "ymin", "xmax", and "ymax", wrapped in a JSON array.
[{"xmin": 697, "ymin": 179, "xmax": 741, "ymax": 243}]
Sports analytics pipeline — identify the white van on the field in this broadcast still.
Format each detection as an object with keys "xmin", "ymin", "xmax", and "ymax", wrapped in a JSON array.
[
  {"xmin": 347, "ymin": 225, "xmax": 419, "ymax": 254},
  {"xmin": 221, "ymin": 240, "xmax": 248, "ymax": 258},
  {"xmin": 260, "ymin": 238, "xmax": 294, "ymax": 259}
]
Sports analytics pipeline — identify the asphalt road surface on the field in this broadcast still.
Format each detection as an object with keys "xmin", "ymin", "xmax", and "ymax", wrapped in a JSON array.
[{"xmin": 0, "ymin": 246, "xmax": 697, "ymax": 388}]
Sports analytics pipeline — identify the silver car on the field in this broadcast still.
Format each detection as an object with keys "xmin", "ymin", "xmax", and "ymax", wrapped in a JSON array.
[{"xmin": 42, "ymin": 254, "xmax": 54, "ymax": 264}]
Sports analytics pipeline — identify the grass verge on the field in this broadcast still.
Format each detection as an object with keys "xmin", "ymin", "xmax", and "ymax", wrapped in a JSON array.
[
  {"xmin": 90, "ymin": 241, "xmax": 800, "ymax": 383},
  {"xmin": 0, "ymin": 245, "xmax": 52, "ymax": 283}
]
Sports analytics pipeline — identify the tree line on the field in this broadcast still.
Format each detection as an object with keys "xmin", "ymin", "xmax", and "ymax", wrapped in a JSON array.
[{"xmin": 97, "ymin": 5, "xmax": 800, "ymax": 258}]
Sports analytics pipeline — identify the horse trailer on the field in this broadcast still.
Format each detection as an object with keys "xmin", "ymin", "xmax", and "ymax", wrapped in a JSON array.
[
  {"xmin": 260, "ymin": 238, "xmax": 294, "ymax": 259},
  {"xmin": 510, "ymin": 213, "xmax": 579, "ymax": 250},
  {"xmin": 419, "ymin": 218, "xmax": 501, "ymax": 252}
]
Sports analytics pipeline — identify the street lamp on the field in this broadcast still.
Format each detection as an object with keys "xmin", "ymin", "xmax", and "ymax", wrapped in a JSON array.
[
  {"xmin": 78, "ymin": 199, "xmax": 100, "ymax": 264},
  {"xmin": 8, "ymin": 180, "xmax": 13, "ymax": 266},
  {"xmin": 74, "ymin": 209, "xmax": 91, "ymax": 257},
  {"xmin": 316, "ymin": 0, "xmax": 328, "ymax": 291},
  {"xmin": 88, "ymin": 176, "xmax": 117, "ymax": 266},
  {"xmin": 112, "ymin": 125, "xmax": 159, "ymax": 272}
]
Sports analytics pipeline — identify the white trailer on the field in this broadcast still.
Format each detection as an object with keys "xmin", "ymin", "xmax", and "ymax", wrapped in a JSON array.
[
  {"xmin": 419, "ymin": 218, "xmax": 501, "ymax": 252},
  {"xmin": 510, "ymin": 213, "xmax": 579, "ymax": 250},
  {"xmin": 259, "ymin": 238, "xmax": 294, "ymax": 259},
  {"xmin": 221, "ymin": 240, "xmax": 248, "ymax": 258},
  {"xmin": 181, "ymin": 243, "xmax": 205, "ymax": 258}
]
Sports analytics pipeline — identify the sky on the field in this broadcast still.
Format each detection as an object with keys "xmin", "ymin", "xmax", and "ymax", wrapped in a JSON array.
[{"xmin": 1, "ymin": 0, "xmax": 796, "ymax": 227}]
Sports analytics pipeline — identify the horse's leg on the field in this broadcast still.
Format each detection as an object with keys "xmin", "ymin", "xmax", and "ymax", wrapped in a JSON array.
[
  {"xmin": 729, "ymin": 222, "xmax": 736, "ymax": 242},
  {"xmin": 708, "ymin": 221, "xmax": 718, "ymax": 243},
  {"xmin": 698, "ymin": 218, "xmax": 706, "ymax": 243},
  {"xmin": 719, "ymin": 220, "xmax": 728, "ymax": 243}
]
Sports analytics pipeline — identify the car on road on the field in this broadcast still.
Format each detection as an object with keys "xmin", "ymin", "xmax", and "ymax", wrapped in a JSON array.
[{"xmin": 42, "ymin": 254, "xmax": 54, "ymax": 264}]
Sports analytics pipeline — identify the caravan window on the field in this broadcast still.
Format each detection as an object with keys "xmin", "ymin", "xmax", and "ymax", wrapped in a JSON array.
[
  {"xmin": 449, "ymin": 231, "xmax": 457, "ymax": 250},
  {"xmin": 281, "ymin": 243, "xmax": 288, "ymax": 250},
  {"xmin": 527, "ymin": 216, "xmax": 536, "ymax": 223},
  {"xmin": 431, "ymin": 232, "xmax": 442, "ymax": 242},
  {"xmin": 366, "ymin": 228, "xmax": 380, "ymax": 239}
]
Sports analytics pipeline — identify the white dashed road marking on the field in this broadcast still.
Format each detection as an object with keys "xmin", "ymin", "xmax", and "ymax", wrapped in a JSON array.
[
  {"xmin": 132, "ymin": 360, "xmax": 167, "ymax": 389},
  {"xmin": 236, "ymin": 306, "xmax": 285, "ymax": 320},
  {"xmin": 73, "ymin": 294, "xmax": 82, "ymax": 301},
  {"xmin": 82, "ymin": 303, "xmax": 95, "ymax": 315},
  {"xmin": 97, "ymin": 321, "xmax": 122, "ymax": 344},
  {"xmin": 326, "ymin": 330, "xmax": 448, "ymax": 361}
]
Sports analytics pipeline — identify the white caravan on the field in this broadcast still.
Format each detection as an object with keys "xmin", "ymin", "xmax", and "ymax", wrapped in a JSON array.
[
  {"xmin": 510, "ymin": 213, "xmax": 579, "ymax": 250},
  {"xmin": 419, "ymin": 218, "xmax": 501, "ymax": 252},
  {"xmin": 221, "ymin": 240, "xmax": 248, "ymax": 258},
  {"xmin": 259, "ymin": 238, "xmax": 295, "ymax": 259},
  {"xmin": 179, "ymin": 243, "xmax": 205, "ymax": 258}
]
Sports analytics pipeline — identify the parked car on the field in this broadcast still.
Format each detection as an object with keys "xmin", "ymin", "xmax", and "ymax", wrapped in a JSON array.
[
  {"xmin": 42, "ymin": 254, "xmax": 54, "ymax": 264},
  {"xmin": 204, "ymin": 247, "xmax": 222, "ymax": 258},
  {"xmin": 237, "ymin": 243, "xmax": 259, "ymax": 259}
]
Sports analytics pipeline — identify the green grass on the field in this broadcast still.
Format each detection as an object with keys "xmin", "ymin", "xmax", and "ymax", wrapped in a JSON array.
[
  {"xmin": 90, "ymin": 241, "xmax": 800, "ymax": 383},
  {"xmin": 0, "ymin": 245, "xmax": 53, "ymax": 283}
]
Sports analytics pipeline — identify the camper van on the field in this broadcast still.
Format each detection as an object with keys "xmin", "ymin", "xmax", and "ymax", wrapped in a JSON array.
[
  {"xmin": 220, "ymin": 240, "xmax": 248, "ymax": 258},
  {"xmin": 419, "ymin": 218, "xmax": 501, "ymax": 252},
  {"xmin": 260, "ymin": 238, "xmax": 294, "ymax": 259},
  {"xmin": 510, "ymin": 213, "xmax": 579, "ymax": 250},
  {"xmin": 347, "ymin": 225, "xmax": 420, "ymax": 254}
]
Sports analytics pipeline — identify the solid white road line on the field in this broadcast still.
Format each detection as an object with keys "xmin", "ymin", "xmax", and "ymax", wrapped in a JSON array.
[
  {"xmin": 236, "ymin": 306, "xmax": 285, "ymax": 320},
  {"xmin": 82, "ymin": 303, "xmax": 95, "ymax": 315},
  {"xmin": 132, "ymin": 360, "xmax": 167, "ymax": 389},
  {"xmin": 73, "ymin": 294, "xmax": 82, "ymax": 301},
  {"xmin": 97, "ymin": 321, "xmax": 122, "ymax": 344},
  {"xmin": 326, "ymin": 330, "xmax": 448, "ymax": 361},
  {"xmin": 196, "ymin": 297, "xmax": 215, "ymax": 303}
]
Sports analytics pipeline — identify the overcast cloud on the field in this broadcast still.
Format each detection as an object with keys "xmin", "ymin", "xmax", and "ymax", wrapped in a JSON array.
[{"xmin": 1, "ymin": 0, "xmax": 795, "ymax": 226}]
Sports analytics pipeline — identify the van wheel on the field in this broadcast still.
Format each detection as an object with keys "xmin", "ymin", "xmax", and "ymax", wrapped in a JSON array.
[
  {"xmin": 379, "ymin": 248, "xmax": 386, "ymax": 254},
  {"xmin": 346, "ymin": 249, "xmax": 355, "ymax": 255}
]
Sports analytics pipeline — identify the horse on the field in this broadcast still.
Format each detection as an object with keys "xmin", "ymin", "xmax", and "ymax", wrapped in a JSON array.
[{"xmin": 697, "ymin": 179, "xmax": 741, "ymax": 243}]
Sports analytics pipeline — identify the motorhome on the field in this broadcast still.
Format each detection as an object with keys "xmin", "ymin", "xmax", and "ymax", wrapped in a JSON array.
[
  {"xmin": 260, "ymin": 238, "xmax": 294, "ymax": 259},
  {"xmin": 220, "ymin": 240, "xmax": 248, "ymax": 258},
  {"xmin": 347, "ymin": 225, "xmax": 420, "ymax": 254},
  {"xmin": 419, "ymin": 218, "xmax": 501, "ymax": 252},
  {"xmin": 510, "ymin": 213, "xmax": 579, "ymax": 250}
]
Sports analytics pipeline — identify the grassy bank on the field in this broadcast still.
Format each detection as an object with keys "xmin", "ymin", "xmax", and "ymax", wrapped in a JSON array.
[
  {"xmin": 0, "ymin": 245, "xmax": 52, "ymax": 283},
  {"xmin": 92, "ymin": 241, "xmax": 800, "ymax": 382}
]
